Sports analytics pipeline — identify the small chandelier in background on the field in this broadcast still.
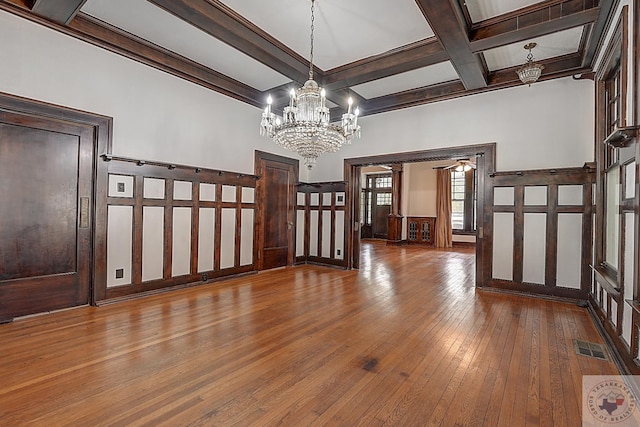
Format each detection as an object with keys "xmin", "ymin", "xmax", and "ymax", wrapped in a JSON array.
[
  {"xmin": 259, "ymin": 0, "xmax": 361, "ymax": 169},
  {"xmin": 516, "ymin": 42, "xmax": 544, "ymax": 86}
]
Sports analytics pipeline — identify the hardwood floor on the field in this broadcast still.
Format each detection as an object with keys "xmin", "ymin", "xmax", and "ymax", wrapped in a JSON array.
[{"xmin": 0, "ymin": 242, "xmax": 618, "ymax": 426}]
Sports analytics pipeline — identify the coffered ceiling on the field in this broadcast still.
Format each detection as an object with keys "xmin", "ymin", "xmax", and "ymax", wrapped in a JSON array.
[{"xmin": 0, "ymin": 0, "xmax": 615, "ymax": 119}]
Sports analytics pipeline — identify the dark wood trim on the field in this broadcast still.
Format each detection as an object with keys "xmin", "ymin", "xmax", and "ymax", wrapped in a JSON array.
[
  {"xmin": 415, "ymin": 0, "xmax": 487, "ymax": 90},
  {"xmin": 0, "ymin": 1, "xmax": 262, "ymax": 106},
  {"xmin": 488, "ymin": 166, "xmax": 595, "ymax": 298},
  {"xmin": 254, "ymin": 150, "xmax": 299, "ymax": 270},
  {"xmin": 588, "ymin": 299, "xmax": 637, "ymax": 375},
  {"xmin": 31, "ymin": 0, "xmax": 87, "ymax": 24},
  {"xmin": 469, "ymin": 0, "xmax": 600, "ymax": 52},
  {"xmin": 104, "ymin": 266, "xmax": 256, "ymax": 300},
  {"xmin": 295, "ymin": 181, "xmax": 348, "ymax": 268},
  {"xmin": 147, "ymin": 0, "xmax": 312, "ymax": 84},
  {"xmin": 323, "ymin": 38, "xmax": 448, "ymax": 90},
  {"xmin": 0, "ymin": 0, "xmax": 611, "ymax": 119},
  {"xmin": 544, "ymin": 184, "xmax": 559, "ymax": 287},
  {"xmin": 488, "ymin": 278, "xmax": 587, "ymax": 299},
  {"xmin": 582, "ymin": 0, "xmax": 620, "ymax": 68},
  {"xmin": 344, "ymin": 143, "xmax": 496, "ymax": 285},
  {"xmin": 0, "ymin": 90, "xmax": 112, "ymax": 305},
  {"xmin": 512, "ymin": 186, "xmax": 524, "ymax": 284}
]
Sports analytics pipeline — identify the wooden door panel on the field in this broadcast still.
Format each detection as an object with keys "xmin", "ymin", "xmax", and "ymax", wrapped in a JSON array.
[
  {"xmin": 0, "ymin": 124, "xmax": 79, "ymax": 280},
  {"xmin": 255, "ymin": 152, "xmax": 297, "ymax": 271},
  {"xmin": 264, "ymin": 166, "xmax": 289, "ymax": 249},
  {"xmin": 0, "ymin": 111, "xmax": 94, "ymax": 321}
]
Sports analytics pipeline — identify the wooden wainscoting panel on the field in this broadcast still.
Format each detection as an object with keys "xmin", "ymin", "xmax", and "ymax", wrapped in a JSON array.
[{"xmin": 101, "ymin": 157, "xmax": 257, "ymax": 301}]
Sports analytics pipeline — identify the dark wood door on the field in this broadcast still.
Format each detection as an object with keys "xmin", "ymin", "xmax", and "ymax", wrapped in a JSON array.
[
  {"xmin": 372, "ymin": 193, "xmax": 391, "ymax": 239},
  {"xmin": 0, "ymin": 111, "xmax": 94, "ymax": 322},
  {"xmin": 255, "ymin": 152, "xmax": 297, "ymax": 270}
]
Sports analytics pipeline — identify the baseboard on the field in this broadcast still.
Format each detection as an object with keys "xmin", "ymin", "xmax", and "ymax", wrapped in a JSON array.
[
  {"xmin": 587, "ymin": 298, "xmax": 633, "ymax": 376},
  {"xmin": 97, "ymin": 270, "xmax": 258, "ymax": 306}
]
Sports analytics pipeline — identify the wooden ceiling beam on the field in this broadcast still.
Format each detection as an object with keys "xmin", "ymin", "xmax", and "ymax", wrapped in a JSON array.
[
  {"xmin": 322, "ymin": 38, "xmax": 448, "ymax": 91},
  {"xmin": 470, "ymin": 3, "xmax": 600, "ymax": 52},
  {"xmin": 67, "ymin": 13, "xmax": 262, "ymax": 106},
  {"xmin": 31, "ymin": 0, "xmax": 87, "ymax": 24},
  {"xmin": 147, "ymin": 0, "xmax": 313, "ymax": 84},
  {"xmin": 415, "ymin": 0, "xmax": 487, "ymax": 90},
  {"xmin": 362, "ymin": 54, "xmax": 587, "ymax": 117},
  {"xmin": 581, "ymin": 0, "xmax": 618, "ymax": 67}
]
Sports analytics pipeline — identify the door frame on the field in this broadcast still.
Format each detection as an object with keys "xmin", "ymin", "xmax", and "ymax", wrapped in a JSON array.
[
  {"xmin": 254, "ymin": 150, "xmax": 299, "ymax": 270},
  {"xmin": 0, "ymin": 91, "xmax": 112, "ymax": 306},
  {"xmin": 344, "ymin": 143, "xmax": 496, "ymax": 287}
]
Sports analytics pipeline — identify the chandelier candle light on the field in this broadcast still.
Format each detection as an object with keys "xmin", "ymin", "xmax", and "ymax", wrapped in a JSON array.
[{"xmin": 259, "ymin": 0, "xmax": 361, "ymax": 169}]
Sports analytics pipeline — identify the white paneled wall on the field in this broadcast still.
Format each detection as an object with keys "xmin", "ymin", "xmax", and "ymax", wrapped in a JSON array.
[
  {"xmin": 556, "ymin": 213, "xmax": 582, "ymax": 289},
  {"xmin": 197, "ymin": 208, "xmax": 215, "ymax": 273},
  {"xmin": 105, "ymin": 163, "xmax": 256, "ymax": 298},
  {"xmin": 240, "ymin": 209, "xmax": 254, "ymax": 267},
  {"xmin": 489, "ymin": 173, "xmax": 593, "ymax": 297},
  {"xmin": 492, "ymin": 212, "xmax": 514, "ymax": 281},
  {"xmin": 172, "ymin": 207, "xmax": 192, "ymax": 277},
  {"xmin": 220, "ymin": 208, "xmax": 236, "ymax": 269},
  {"xmin": 523, "ymin": 213, "xmax": 546, "ymax": 285},
  {"xmin": 107, "ymin": 205, "xmax": 133, "ymax": 287},
  {"xmin": 142, "ymin": 206, "xmax": 164, "ymax": 281},
  {"xmin": 296, "ymin": 187, "xmax": 346, "ymax": 266}
]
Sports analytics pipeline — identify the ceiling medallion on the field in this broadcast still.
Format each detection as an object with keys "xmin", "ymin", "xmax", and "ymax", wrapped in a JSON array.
[
  {"xmin": 516, "ymin": 42, "xmax": 544, "ymax": 86},
  {"xmin": 259, "ymin": 0, "xmax": 361, "ymax": 169}
]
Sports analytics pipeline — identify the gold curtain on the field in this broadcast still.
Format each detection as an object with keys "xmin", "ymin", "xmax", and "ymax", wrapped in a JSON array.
[{"xmin": 435, "ymin": 169, "xmax": 453, "ymax": 248}]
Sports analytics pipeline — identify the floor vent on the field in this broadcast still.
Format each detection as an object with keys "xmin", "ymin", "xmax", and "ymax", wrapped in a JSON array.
[{"xmin": 573, "ymin": 339, "xmax": 609, "ymax": 361}]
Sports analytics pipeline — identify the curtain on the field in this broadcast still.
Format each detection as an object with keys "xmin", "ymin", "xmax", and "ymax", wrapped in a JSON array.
[{"xmin": 435, "ymin": 169, "xmax": 453, "ymax": 248}]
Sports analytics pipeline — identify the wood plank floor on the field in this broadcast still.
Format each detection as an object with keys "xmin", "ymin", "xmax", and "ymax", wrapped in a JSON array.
[{"xmin": 0, "ymin": 241, "xmax": 618, "ymax": 426}]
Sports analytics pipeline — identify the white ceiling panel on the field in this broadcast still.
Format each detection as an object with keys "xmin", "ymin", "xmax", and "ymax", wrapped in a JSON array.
[
  {"xmin": 81, "ymin": 0, "xmax": 291, "ymax": 91},
  {"xmin": 465, "ymin": 0, "xmax": 542, "ymax": 23},
  {"xmin": 483, "ymin": 26, "xmax": 584, "ymax": 71},
  {"xmin": 351, "ymin": 61, "xmax": 459, "ymax": 99},
  {"xmin": 218, "ymin": 0, "xmax": 434, "ymax": 71}
]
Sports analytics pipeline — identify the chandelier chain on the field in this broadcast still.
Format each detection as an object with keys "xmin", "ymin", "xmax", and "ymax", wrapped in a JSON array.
[
  {"xmin": 309, "ymin": 0, "xmax": 315, "ymax": 80},
  {"xmin": 259, "ymin": 0, "xmax": 361, "ymax": 169}
]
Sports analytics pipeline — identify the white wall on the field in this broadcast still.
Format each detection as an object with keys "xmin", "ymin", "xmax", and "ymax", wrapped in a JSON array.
[
  {"xmin": 405, "ymin": 162, "xmax": 438, "ymax": 217},
  {"xmin": 0, "ymin": 9, "xmax": 595, "ymax": 185},
  {"xmin": 0, "ymin": 10, "xmax": 293, "ymax": 175},
  {"xmin": 310, "ymin": 76, "xmax": 595, "ymax": 182}
]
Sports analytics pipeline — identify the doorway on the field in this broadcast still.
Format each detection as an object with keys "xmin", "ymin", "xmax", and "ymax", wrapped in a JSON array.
[
  {"xmin": 360, "ymin": 172, "xmax": 392, "ymax": 239},
  {"xmin": 344, "ymin": 143, "xmax": 496, "ymax": 287}
]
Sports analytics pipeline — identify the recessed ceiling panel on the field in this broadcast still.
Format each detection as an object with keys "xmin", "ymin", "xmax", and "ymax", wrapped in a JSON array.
[
  {"xmin": 465, "ymin": 0, "xmax": 543, "ymax": 23},
  {"xmin": 351, "ymin": 61, "xmax": 459, "ymax": 99},
  {"xmin": 483, "ymin": 26, "xmax": 584, "ymax": 71},
  {"xmin": 81, "ymin": 0, "xmax": 291, "ymax": 91},
  {"xmin": 218, "ymin": 0, "xmax": 434, "ymax": 70}
]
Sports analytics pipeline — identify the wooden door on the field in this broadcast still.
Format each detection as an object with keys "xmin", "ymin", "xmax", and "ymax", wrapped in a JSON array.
[
  {"xmin": 255, "ymin": 152, "xmax": 298, "ymax": 270},
  {"xmin": 372, "ymin": 192, "xmax": 391, "ymax": 239},
  {"xmin": 0, "ymin": 111, "xmax": 95, "ymax": 322}
]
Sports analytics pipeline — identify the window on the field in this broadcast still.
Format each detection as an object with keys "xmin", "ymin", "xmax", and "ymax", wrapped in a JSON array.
[
  {"xmin": 376, "ymin": 193, "xmax": 391, "ymax": 206},
  {"xmin": 375, "ymin": 176, "xmax": 392, "ymax": 188},
  {"xmin": 451, "ymin": 171, "xmax": 465, "ymax": 230},
  {"xmin": 451, "ymin": 169, "xmax": 476, "ymax": 231}
]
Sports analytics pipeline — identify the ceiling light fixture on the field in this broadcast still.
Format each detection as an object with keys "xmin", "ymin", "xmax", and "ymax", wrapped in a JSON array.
[
  {"xmin": 259, "ymin": 0, "xmax": 361, "ymax": 169},
  {"xmin": 516, "ymin": 42, "xmax": 544, "ymax": 86}
]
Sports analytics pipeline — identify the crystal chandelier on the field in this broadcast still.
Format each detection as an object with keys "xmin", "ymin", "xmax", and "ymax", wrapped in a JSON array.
[
  {"xmin": 259, "ymin": 0, "xmax": 361, "ymax": 169},
  {"xmin": 516, "ymin": 43, "xmax": 544, "ymax": 86}
]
